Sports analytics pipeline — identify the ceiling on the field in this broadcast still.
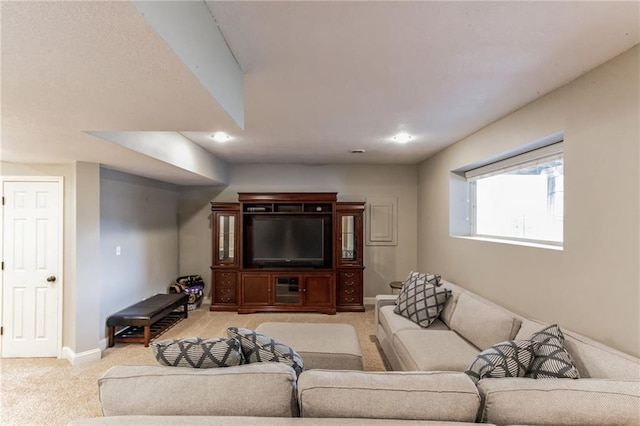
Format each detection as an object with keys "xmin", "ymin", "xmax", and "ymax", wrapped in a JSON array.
[{"xmin": 2, "ymin": 1, "xmax": 638, "ymax": 185}]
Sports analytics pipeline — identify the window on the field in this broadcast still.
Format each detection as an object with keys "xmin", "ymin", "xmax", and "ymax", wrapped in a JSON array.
[{"xmin": 458, "ymin": 142, "xmax": 564, "ymax": 246}]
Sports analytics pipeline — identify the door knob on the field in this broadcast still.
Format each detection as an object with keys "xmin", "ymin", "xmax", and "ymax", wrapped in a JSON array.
[{"xmin": 46, "ymin": 276, "xmax": 57, "ymax": 282}]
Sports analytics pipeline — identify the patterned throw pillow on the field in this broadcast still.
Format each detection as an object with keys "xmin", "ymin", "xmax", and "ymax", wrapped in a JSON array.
[
  {"xmin": 151, "ymin": 337, "xmax": 242, "ymax": 368},
  {"xmin": 526, "ymin": 324, "xmax": 580, "ymax": 379},
  {"xmin": 465, "ymin": 340, "xmax": 537, "ymax": 384},
  {"xmin": 396, "ymin": 271, "xmax": 442, "ymax": 295},
  {"xmin": 227, "ymin": 327, "xmax": 304, "ymax": 375},
  {"xmin": 393, "ymin": 274, "xmax": 450, "ymax": 327}
]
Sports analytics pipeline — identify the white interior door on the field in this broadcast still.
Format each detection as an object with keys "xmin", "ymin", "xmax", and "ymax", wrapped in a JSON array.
[{"xmin": 2, "ymin": 178, "xmax": 62, "ymax": 357}]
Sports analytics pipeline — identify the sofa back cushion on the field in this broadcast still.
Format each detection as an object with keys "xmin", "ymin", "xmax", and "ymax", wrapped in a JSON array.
[
  {"xmin": 477, "ymin": 377, "xmax": 640, "ymax": 425},
  {"xmin": 450, "ymin": 293, "xmax": 521, "ymax": 350},
  {"xmin": 438, "ymin": 279, "xmax": 461, "ymax": 327},
  {"xmin": 516, "ymin": 319, "xmax": 640, "ymax": 380},
  {"xmin": 98, "ymin": 363, "xmax": 299, "ymax": 417},
  {"xmin": 298, "ymin": 370, "xmax": 480, "ymax": 422}
]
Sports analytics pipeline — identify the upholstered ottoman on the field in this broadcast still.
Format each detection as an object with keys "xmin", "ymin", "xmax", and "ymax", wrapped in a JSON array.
[{"xmin": 255, "ymin": 322, "xmax": 363, "ymax": 371}]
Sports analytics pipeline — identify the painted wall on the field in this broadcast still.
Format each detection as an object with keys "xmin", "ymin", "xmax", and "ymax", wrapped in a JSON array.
[
  {"xmin": 75, "ymin": 162, "xmax": 101, "ymax": 353},
  {"xmin": 99, "ymin": 168, "xmax": 180, "ymax": 342},
  {"xmin": 178, "ymin": 164, "xmax": 419, "ymax": 299},
  {"xmin": 417, "ymin": 46, "xmax": 639, "ymax": 356}
]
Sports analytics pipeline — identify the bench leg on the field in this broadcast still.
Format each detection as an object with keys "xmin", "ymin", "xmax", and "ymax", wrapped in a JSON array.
[
  {"xmin": 184, "ymin": 301, "xmax": 189, "ymax": 319},
  {"xmin": 108, "ymin": 327, "xmax": 115, "ymax": 347},
  {"xmin": 144, "ymin": 326, "xmax": 151, "ymax": 347}
]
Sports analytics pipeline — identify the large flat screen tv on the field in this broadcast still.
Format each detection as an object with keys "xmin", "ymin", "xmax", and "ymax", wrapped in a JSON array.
[{"xmin": 252, "ymin": 217, "xmax": 325, "ymax": 267}]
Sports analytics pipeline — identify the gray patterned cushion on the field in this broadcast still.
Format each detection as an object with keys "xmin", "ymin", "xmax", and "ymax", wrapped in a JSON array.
[
  {"xmin": 227, "ymin": 327, "xmax": 304, "ymax": 375},
  {"xmin": 465, "ymin": 340, "xmax": 537, "ymax": 384},
  {"xmin": 526, "ymin": 324, "xmax": 580, "ymax": 379},
  {"xmin": 393, "ymin": 274, "xmax": 450, "ymax": 327},
  {"xmin": 397, "ymin": 271, "xmax": 442, "ymax": 294},
  {"xmin": 151, "ymin": 337, "xmax": 242, "ymax": 368}
]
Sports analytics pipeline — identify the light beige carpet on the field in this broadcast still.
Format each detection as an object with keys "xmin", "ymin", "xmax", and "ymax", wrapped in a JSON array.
[{"xmin": 0, "ymin": 305, "xmax": 387, "ymax": 425}]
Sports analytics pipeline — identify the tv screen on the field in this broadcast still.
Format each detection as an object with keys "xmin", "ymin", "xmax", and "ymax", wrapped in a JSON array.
[{"xmin": 252, "ymin": 218, "xmax": 324, "ymax": 267}]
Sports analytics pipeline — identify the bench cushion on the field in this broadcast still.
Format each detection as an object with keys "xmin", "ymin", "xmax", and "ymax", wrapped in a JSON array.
[{"xmin": 106, "ymin": 293, "xmax": 188, "ymax": 327}]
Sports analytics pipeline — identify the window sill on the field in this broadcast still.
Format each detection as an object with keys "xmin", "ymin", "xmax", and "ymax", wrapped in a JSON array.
[{"xmin": 451, "ymin": 235, "xmax": 563, "ymax": 251}]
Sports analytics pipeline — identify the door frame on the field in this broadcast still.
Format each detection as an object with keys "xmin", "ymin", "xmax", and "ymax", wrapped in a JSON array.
[{"xmin": 0, "ymin": 176, "xmax": 65, "ymax": 358}]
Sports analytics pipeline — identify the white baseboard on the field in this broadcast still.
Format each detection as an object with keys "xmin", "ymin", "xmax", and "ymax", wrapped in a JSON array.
[
  {"xmin": 62, "ymin": 346, "xmax": 102, "ymax": 366},
  {"xmin": 99, "ymin": 338, "xmax": 109, "ymax": 352},
  {"xmin": 363, "ymin": 296, "xmax": 377, "ymax": 306}
]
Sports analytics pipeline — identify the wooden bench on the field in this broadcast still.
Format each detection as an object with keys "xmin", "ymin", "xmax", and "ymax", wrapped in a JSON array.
[{"xmin": 106, "ymin": 293, "xmax": 189, "ymax": 347}]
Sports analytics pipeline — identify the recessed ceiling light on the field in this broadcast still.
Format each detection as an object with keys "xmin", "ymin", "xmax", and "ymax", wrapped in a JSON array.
[
  {"xmin": 392, "ymin": 133, "xmax": 413, "ymax": 143},
  {"xmin": 350, "ymin": 149, "xmax": 366, "ymax": 154},
  {"xmin": 211, "ymin": 132, "xmax": 231, "ymax": 142}
]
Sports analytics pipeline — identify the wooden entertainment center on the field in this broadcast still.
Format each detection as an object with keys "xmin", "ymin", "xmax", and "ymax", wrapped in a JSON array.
[{"xmin": 210, "ymin": 192, "xmax": 365, "ymax": 314}]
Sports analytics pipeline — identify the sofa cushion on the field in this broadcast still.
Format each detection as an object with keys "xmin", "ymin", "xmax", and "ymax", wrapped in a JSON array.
[
  {"xmin": 438, "ymin": 280, "xmax": 461, "ymax": 328},
  {"xmin": 378, "ymin": 305, "xmax": 425, "ymax": 341},
  {"xmin": 298, "ymin": 370, "xmax": 480, "ymax": 422},
  {"xmin": 449, "ymin": 292, "xmax": 521, "ymax": 350},
  {"xmin": 394, "ymin": 329, "xmax": 479, "ymax": 371},
  {"xmin": 227, "ymin": 327, "xmax": 304, "ymax": 375},
  {"xmin": 515, "ymin": 318, "xmax": 548, "ymax": 340},
  {"xmin": 465, "ymin": 340, "xmax": 537, "ymax": 384},
  {"xmin": 478, "ymin": 377, "xmax": 640, "ymax": 425},
  {"xmin": 526, "ymin": 324, "xmax": 580, "ymax": 379},
  {"xmin": 69, "ymin": 416, "xmax": 490, "ymax": 425},
  {"xmin": 151, "ymin": 337, "xmax": 242, "ymax": 368},
  {"xmin": 98, "ymin": 363, "xmax": 299, "ymax": 417},
  {"xmin": 394, "ymin": 277, "xmax": 451, "ymax": 328}
]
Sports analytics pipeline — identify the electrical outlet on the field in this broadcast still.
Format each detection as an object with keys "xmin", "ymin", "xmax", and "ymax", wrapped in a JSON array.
[{"xmin": 116, "ymin": 246, "xmax": 121, "ymax": 256}]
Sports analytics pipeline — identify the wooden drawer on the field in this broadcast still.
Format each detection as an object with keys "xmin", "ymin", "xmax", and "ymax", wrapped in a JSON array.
[
  {"xmin": 215, "ymin": 287, "xmax": 236, "ymax": 304},
  {"xmin": 337, "ymin": 271, "xmax": 362, "ymax": 305},
  {"xmin": 337, "ymin": 287, "xmax": 362, "ymax": 305},
  {"xmin": 213, "ymin": 271, "xmax": 237, "ymax": 304},
  {"xmin": 215, "ymin": 271, "xmax": 237, "ymax": 287}
]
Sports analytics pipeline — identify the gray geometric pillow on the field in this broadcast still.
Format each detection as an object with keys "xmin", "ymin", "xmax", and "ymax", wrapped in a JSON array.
[
  {"xmin": 526, "ymin": 324, "xmax": 580, "ymax": 379},
  {"xmin": 396, "ymin": 271, "xmax": 442, "ymax": 295},
  {"xmin": 393, "ymin": 275, "xmax": 450, "ymax": 327},
  {"xmin": 227, "ymin": 327, "xmax": 304, "ymax": 376},
  {"xmin": 465, "ymin": 340, "xmax": 537, "ymax": 384},
  {"xmin": 151, "ymin": 337, "xmax": 242, "ymax": 368}
]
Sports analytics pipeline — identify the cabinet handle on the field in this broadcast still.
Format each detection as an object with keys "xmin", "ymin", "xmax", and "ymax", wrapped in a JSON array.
[
  {"xmin": 344, "ymin": 281, "xmax": 354, "ymax": 286},
  {"xmin": 221, "ymin": 297, "xmax": 231, "ymax": 302},
  {"xmin": 344, "ymin": 273, "xmax": 355, "ymax": 278},
  {"xmin": 344, "ymin": 297, "xmax": 355, "ymax": 303},
  {"xmin": 344, "ymin": 289, "xmax": 354, "ymax": 295},
  {"xmin": 221, "ymin": 289, "xmax": 231, "ymax": 295}
]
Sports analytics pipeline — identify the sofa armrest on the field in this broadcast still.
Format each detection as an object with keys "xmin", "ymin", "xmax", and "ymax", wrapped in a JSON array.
[
  {"xmin": 477, "ymin": 378, "xmax": 640, "ymax": 425},
  {"xmin": 298, "ymin": 370, "xmax": 480, "ymax": 422},
  {"xmin": 375, "ymin": 294, "xmax": 398, "ymax": 326},
  {"xmin": 98, "ymin": 363, "xmax": 299, "ymax": 417}
]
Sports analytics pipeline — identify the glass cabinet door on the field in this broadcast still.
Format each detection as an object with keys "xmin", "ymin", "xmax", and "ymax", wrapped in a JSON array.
[
  {"xmin": 216, "ymin": 213, "xmax": 237, "ymax": 265},
  {"xmin": 340, "ymin": 214, "xmax": 357, "ymax": 262}
]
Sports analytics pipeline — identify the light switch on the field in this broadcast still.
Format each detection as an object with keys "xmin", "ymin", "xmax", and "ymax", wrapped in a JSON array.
[{"xmin": 116, "ymin": 246, "xmax": 121, "ymax": 256}]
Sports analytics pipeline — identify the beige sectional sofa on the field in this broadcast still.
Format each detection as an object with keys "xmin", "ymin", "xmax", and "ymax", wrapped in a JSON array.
[
  {"xmin": 71, "ymin": 279, "xmax": 639, "ymax": 425},
  {"xmin": 376, "ymin": 279, "xmax": 640, "ymax": 425},
  {"xmin": 71, "ymin": 362, "xmax": 487, "ymax": 425}
]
